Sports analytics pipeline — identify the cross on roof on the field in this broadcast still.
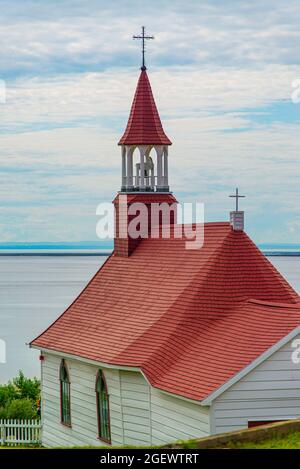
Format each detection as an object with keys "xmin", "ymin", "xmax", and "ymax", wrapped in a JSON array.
[
  {"xmin": 133, "ymin": 26, "xmax": 154, "ymax": 70},
  {"xmin": 229, "ymin": 188, "xmax": 245, "ymax": 211}
]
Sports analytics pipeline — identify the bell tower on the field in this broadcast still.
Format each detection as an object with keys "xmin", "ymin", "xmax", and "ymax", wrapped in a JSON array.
[
  {"xmin": 118, "ymin": 69, "xmax": 171, "ymax": 193},
  {"xmin": 114, "ymin": 28, "xmax": 177, "ymax": 256}
]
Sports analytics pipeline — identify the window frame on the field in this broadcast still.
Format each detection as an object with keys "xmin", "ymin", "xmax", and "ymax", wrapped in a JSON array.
[
  {"xmin": 95, "ymin": 370, "xmax": 111, "ymax": 444},
  {"xmin": 59, "ymin": 359, "xmax": 71, "ymax": 427}
]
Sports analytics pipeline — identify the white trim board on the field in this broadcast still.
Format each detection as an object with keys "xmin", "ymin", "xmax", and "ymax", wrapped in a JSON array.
[{"xmin": 31, "ymin": 346, "xmax": 141, "ymax": 372}]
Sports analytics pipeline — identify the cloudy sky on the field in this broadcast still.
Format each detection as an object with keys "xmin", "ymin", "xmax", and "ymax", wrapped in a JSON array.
[{"xmin": 0, "ymin": 0, "xmax": 299, "ymax": 244}]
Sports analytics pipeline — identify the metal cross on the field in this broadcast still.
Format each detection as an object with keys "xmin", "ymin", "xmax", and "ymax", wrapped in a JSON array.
[
  {"xmin": 133, "ymin": 26, "xmax": 154, "ymax": 70},
  {"xmin": 229, "ymin": 188, "xmax": 245, "ymax": 211}
]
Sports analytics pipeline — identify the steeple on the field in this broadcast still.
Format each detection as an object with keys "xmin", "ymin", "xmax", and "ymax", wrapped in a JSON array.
[
  {"xmin": 118, "ymin": 31, "xmax": 172, "ymax": 193},
  {"xmin": 119, "ymin": 70, "xmax": 172, "ymax": 147},
  {"xmin": 114, "ymin": 29, "xmax": 177, "ymax": 257}
]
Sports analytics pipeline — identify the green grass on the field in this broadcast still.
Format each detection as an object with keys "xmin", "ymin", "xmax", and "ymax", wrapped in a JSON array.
[
  {"xmin": 2, "ymin": 429, "xmax": 300, "ymax": 449},
  {"xmin": 222, "ymin": 430, "xmax": 300, "ymax": 449},
  {"xmin": 41, "ymin": 431, "xmax": 300, "ymax": 448},
  {"xmin": 0, "ymin": 444, "xmax": 42, "ymax": 449},
  {"xmin": 53, "ymin": 433, "xmax": 300, "ymax": 449}
]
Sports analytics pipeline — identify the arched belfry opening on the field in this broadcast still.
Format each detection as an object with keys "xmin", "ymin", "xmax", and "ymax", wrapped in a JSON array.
[{"xmin": 121, "ymin": 144, "xmax": 169, "ymax": 192}]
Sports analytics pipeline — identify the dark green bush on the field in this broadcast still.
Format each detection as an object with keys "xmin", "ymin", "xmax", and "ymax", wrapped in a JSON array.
[
  {"xmin": 0, "ymin": 382, "xmax": 17, "ymax": 407},
  {"xmin": 0, "ymin": 371, "xmax": 40, "ymax": 419},
  {"xmin": 0, "ymin": 398, "xmax": 37, "ymax": 420}
]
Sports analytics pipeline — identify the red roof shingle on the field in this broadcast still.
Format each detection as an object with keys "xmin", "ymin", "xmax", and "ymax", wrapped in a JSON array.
[
  {"xmin": 118, "ymin": 70, "xmax": 172, "ymax": 146},
  {"xmin": 31, "ymin": 223, "xmax": 300, "ymax": 401}
]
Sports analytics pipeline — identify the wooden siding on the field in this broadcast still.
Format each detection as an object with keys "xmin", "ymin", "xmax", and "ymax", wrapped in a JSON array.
[
  {"xmin": 41, "ymin": 353, "xmax": 210, "ymax": 447},
  {"xmin": 212, "ymin": 336, "xmax": 300, "ymax": 434},
  {"xmin": 41, "ymin": 353, "xmax": 123, "ymax": 447},
  {"xmin": 150, "ymin": 388, "xmax": 210, "ymax": 445},
  {"xmin": 120, "ymin": 371, "xmax": 151, "ymax": 446}
]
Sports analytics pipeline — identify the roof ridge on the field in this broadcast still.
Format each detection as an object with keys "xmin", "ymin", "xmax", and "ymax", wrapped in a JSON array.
[{"xmin": 248, "ymin": 298, "xmax": 300, "ymax": 309}]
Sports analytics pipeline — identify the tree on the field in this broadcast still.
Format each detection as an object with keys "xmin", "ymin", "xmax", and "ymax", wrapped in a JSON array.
[
  {"xmin": 0, "ymin": 371, "xmax": 40, "ymax": 419},
  {"xmin": 12, "ymin": 371, "xmax": 40, "ymax": 401},
  {"xmin": 0, "ymin": 398, "xmax": 37, "ymax": 420}
]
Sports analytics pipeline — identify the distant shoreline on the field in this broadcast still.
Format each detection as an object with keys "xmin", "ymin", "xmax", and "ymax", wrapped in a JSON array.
[
  {"xmin": 0, "ymin": 252, "xmax": 110, "ymax": 256},
  {"xmin": 1, "ymin": 242, "xmax": 299, "ymax": 257},
  {"xmin": 0, "ymin": 251, "xmax": 299, "ymax": 257},
  {"xmin": 263, "ymin": 252, "xmax": 300, "ymax": 257}
]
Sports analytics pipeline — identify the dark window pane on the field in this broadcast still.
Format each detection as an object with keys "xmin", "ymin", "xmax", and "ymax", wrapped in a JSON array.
[
  {"xmin": 96, "ymin": 370, "xmax": 111, "ymax": 442},
  {"xmin": 60, "ymin": 361, "xmax": 71, "ymax": 425}
]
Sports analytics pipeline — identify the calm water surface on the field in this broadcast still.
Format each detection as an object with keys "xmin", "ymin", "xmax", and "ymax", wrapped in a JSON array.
[{"xmin": 0, "ymin": 255, "xmax": 299, "ymax": 382}]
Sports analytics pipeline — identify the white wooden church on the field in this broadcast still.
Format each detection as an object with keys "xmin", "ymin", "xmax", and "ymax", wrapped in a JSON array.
[{"xmin": 30, "ymin": 34, "xmax": 300, "ymax": 447}]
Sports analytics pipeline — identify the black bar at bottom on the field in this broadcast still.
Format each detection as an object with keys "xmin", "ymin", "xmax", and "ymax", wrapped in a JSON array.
[{"xmin": 0, "ymin": 448, "xmax": 299, "ymax": 467}]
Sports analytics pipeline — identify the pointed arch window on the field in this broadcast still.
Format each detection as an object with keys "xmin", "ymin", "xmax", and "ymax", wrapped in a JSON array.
[
  {"xmin": 60, "ymin": 360, "xmax": 71, "ymax": 426},
  {"xmin": 95, "ymin": 370, "xmax": 111, "ymax": 443}
]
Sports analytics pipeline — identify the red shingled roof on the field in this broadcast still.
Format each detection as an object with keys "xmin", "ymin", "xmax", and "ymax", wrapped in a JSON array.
[
  {"xmin": 118, "ymin": 70, "xmax": 172, "ymax": 146},
  {"xmin": 31, "ymin": 223, "xmax": 300, "ymax": 401}
]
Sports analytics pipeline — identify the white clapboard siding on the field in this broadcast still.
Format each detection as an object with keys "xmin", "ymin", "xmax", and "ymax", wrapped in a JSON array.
[
  {"xmin": 41, "ymin": 353, "xmax": 213, "ymax": 447},
  {"xmin": 212, "ymin": 334, "xmax": 300, "ymax": 434},
  {"xmin": 41, "ymin": 353, "xmax": 123, "ymax": 447},
  {"xmin": 120, "ymin": 371, "xmax": 151, "ymax": 446},
  {"xmin": 150, "ymin": 388, "xmax": 210, "ymax": 445}
]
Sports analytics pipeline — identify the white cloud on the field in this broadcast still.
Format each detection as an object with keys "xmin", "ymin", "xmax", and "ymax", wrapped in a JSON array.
[
  {"xmin": 2, "ymin": 63, "xmax": 300, "ymax": 131},
  {"xmin": 0, "ymin": 0, "xmax": 300, "ymax": 76},
  {"xmin": 0, "ymin": 0, "xmax": 299, "ymax": 242}
]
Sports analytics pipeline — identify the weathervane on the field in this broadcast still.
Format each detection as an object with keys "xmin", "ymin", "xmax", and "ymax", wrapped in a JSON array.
[
  {"xmin": 229, "ymin": 188, "xmax": 245, "ymax": 211},
  {"xmin": 133, "ymin": 26, "xmax": 154, "ymax": 70}
]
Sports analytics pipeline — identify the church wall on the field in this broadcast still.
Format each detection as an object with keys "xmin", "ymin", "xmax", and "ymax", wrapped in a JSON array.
[
  {"xmin": 42, "ymin": 338, "xmax": 300, "ymax": 446},
  {"xmin": 150, "ymin": 388, "xmax": 210, "ymax": 445},
  {"xmin": 212, "ymin": 335, "xmax": 300, "ymax": 434},
  {"xmin": 119, "ymin": 370, "xmax": 151, "ymax": 446},
  {"xmin": 41, "ymin": 353, "xmax": 123, "ymax": 447},
  {"xmin": 40, "ymin": 352, "xmax": 211, "ymax": 447}
]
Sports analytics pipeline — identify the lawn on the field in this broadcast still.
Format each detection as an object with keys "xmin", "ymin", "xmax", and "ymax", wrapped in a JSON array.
[
  {"xmin": 2, "ymin": 427, "xmax": 300, "ymax": 449},
  {"xmin": 222, "ymin": 430, "xmax": 300, "ymax": 449},
  {"xmin": 2, "ymin": 432, "xmax": 300, "ymax": 449},
  {"xmin": 171, "ymin": 430, "xmax": 300, "ymax": 449}
]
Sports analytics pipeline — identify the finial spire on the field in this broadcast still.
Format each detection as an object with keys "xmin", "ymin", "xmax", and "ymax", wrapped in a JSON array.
[
  {"xmin": 229, "ymin": 187, "xmax": 245, "ymax": 211},
  {"xmin": 133, "ymin": 26, "xmax": 154, "ymax": 70}
]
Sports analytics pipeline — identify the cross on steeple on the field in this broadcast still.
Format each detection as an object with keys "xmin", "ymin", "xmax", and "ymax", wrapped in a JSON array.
[
  {"xmin": 229, "ymin": 188, "xmax": 245, "ymax": 211},
  {"xmin": 133, "ymin": 26, "xmax": 154, "ymax": 70}
]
